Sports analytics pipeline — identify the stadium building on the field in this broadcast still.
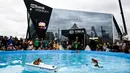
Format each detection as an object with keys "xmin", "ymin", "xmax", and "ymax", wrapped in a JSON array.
[{"xmin": 24, "ymin": 0, "xmax": 122, "ymax": 45}]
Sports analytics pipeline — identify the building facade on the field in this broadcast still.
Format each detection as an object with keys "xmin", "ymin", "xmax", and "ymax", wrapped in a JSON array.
[{"xmin": 24, "ymin": 0, "xmax": 122, "ymax": 45}]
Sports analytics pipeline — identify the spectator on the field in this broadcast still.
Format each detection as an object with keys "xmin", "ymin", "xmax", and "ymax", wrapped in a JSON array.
[
  {"xmin": 27, "ymin": 40, "xmax": 34, "ymax": 50},
  {"xmin": 8, "ymin": 36, "xmax": 13, "ymax": 46},
  {"xmin": 7, "ymin": 44, "xmax": 15, "ymax": 51},
  {"xmin": 40, "ymin": 38, "xmax": 44, "ymax": 49},
  {"xmin": 22, "ymin": 39, "xmax": 28, "ymax": 50},
  {"xmin": 89, "ymin": 40, "xmax": 97, "ymax": 51},
  {"xmin": 113, "ymin": 42, "xmax": 120, "ymax": 52},
  {"xmin": 34, "ymin": 38, "xmax": 40, "ymax": 50}
]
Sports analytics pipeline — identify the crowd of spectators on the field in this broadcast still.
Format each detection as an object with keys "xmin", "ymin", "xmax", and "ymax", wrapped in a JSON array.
[
  {"xmin": 87, "ymin": 39, "xmax": 130, "ymax": 53},
  {"xmin": 0, "ymin": 36, "xmax": 59, "ymax": 51},
  {"xmin": 61, "ymin": 40, "xmax": 84, "ymax": 50},
  {"xmin": 0, "ymin": 36, "xmax": 130, "ymax": 54}
]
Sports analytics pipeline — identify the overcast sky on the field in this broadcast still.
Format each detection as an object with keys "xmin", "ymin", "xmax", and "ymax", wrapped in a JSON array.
[{"xmin": 0, "ymin": 0, "xmax": 130, "ymax": 38}]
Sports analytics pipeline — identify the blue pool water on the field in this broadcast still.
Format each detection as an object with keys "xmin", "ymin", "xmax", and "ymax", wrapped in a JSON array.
[{"xmin": 0, "ymin": 50, "xmax": 130, "ymax": 73}]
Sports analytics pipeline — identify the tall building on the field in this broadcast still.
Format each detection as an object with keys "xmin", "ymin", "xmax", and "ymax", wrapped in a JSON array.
[{"xmin": 24, "ymin": 0, "xmax": 122, "ymax": 43}]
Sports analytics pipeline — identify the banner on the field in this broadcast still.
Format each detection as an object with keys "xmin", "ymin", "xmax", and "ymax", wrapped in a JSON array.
[{"xmin": 24, "ymin": 0, "xmax": 52, "ymax": 39}]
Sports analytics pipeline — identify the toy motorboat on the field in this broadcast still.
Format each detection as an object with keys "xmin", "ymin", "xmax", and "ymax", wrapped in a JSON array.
[{"xmin": 25, "ymin": 62, "xmax": 57, "ymax": 70}]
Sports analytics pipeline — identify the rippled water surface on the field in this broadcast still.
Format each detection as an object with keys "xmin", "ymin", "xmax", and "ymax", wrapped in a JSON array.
[{"xmin": 0, "ymin": 50, "xmax": 130, "ymax": 73}]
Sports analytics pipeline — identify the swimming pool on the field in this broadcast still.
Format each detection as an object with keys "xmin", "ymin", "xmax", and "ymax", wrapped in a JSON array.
[{"xmin": 0, "ymin": 50, "xmax": 130, "ymax": 73}]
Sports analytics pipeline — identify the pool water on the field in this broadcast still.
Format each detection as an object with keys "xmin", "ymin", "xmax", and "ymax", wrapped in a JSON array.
[{"xmin": 0, "ymin": 50, "xmax": 130, "ymax": 73}]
